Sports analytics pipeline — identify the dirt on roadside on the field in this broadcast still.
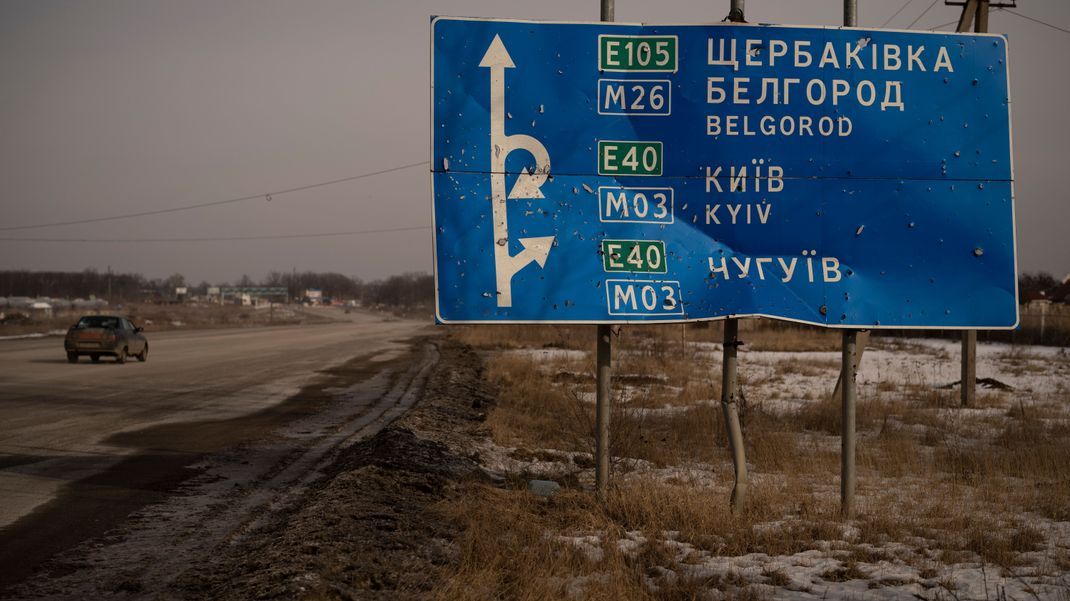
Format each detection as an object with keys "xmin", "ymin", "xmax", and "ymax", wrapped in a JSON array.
[{"xmin": 169, "ymin": 339, "xmax": 494, "ymax": 600}]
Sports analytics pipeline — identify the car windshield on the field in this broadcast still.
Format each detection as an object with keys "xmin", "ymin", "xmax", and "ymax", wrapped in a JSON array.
[{"xmin": 75, "ymin": 316, "xmax": 120, "ymax": 329}]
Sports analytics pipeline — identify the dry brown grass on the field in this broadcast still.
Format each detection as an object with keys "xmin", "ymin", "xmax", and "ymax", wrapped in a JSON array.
[
  {"xmin": 448, "ymin": 324, "xmax": 1070, "ymax": 597},
  {"xmin": 449, "ymin": 324, "xmax": 593, "ymax": 350},
  {"xmin": 451, "ymin": 320, "xmax": 843, "ymax": 354},
  {"xmin": 435, "ymin": 479, "xmax": 838, "ymax": 600},
  {"xmin": 483, "ymin": 354, "xmax": 589, "ymax": 453},
  {"xmin": 483, "ymin": 351, "xmax": 728, "ymax": 469}
]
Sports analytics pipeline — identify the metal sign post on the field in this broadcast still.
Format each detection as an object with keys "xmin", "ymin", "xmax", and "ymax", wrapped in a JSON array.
[
  {"xmin": 717, "ymin": 0, "xmax": 748, "ymax": 513},
  {"xmin": 595, "ymin": 324, "xmax": 611, "ymax": 496},
  {"xmin": 840, "ymin": 329, "xmax": 858, "ymax": 517},
  {"xmin": 839, "ymin": 0, "xmax": 859, "ymax": 520},
  {"xmin": 961, "ymin": 329, "xmax": 977, "ymax": 406},
  {"xmin": 594, "ymin": 0, "xmax": 614, "ymax": 499},
  {"xmin": 721, "ymin": 318, "xmax": 748, "ymax": 510},
  {"xmin": 831, "ymin": 331, "xmax": 868, "ymax": 407}
]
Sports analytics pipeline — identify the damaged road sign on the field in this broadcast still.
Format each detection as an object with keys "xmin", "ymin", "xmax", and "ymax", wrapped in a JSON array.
[{"xmin": 431, "ymin": 17, "xmax": 1016, "ymax": 327}]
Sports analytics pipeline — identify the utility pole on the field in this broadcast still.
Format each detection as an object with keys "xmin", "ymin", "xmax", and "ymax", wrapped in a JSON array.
[
  {"xmin": 594, "ymin": 0, "xmax": 614, "ymax": 500},
  {"xmin": 950, "ymin": 0, "xmax": 1005, "ymax": 34},
  {"xmin": 951, "ymin": 0, "xmax": 995, "ymax": 407},
  {"xmin": 840, "ymin": 0, "xmax": 858, "ymax": 520},
  {"xmin": 963, "ymin": 0, "xmax": 987, "ymax": 408}
]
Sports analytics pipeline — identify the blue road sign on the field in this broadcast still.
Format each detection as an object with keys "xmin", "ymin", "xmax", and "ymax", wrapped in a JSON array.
[{"xmin": 431, "ymin": 17, "xmax": 1017, "ymax": 327}]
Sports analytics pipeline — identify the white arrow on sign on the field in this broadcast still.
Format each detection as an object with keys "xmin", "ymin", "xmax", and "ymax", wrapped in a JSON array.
[{"xmin": 480, "ymin": 34, "xmax": 554, "ymax": 308}]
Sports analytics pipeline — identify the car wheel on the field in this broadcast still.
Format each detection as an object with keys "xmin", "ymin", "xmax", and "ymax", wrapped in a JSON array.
[
  {"xmin": 137, "ymin": 344, "xmax": 148, "ymax": 362},
  {"xmin": 116, "ymin": 347, "xmax": 127, "ymax": 364},
  {"xmin": 67, "ymin": 352, "xmax": 78, "ymax": 363},
  {"xmin": 91, "ymin": 354, "xmax": 101, "ymax": 363}
]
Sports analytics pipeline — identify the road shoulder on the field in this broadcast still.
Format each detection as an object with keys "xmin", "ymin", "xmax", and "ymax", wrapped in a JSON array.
[
  {"xmin": 176, "ymin": 338, "xmax": 491, "ymax": 600},
  {"xmin": 6, "ymin": 337, "xmax": 491, "ymax": 600}
]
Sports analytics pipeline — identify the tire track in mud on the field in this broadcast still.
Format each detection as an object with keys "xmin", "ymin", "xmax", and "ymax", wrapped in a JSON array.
[
  {"xmin": 177, "ymin": 339, "xmax": 492, "ymax": 601},
  {"xmin": 2, "ymin": 340, "xmax": 440, "ymax": 599}
]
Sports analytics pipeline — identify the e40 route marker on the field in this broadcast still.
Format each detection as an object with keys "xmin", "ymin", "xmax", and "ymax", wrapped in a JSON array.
[{"xmin": 430, "ymin": 17, "xmax": 1017, "ymax": 327}]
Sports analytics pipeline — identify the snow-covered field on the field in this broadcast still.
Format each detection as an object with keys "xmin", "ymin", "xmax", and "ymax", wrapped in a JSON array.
[{"xmin": 470, "ymin": 333, "xmax": 1070, "ymax": 600}]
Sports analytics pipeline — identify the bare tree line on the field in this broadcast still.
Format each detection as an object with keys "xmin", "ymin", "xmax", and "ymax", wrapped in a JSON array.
[{"xmin": 0, "ymin": 269, "xmax": 434, "ymax": 309}]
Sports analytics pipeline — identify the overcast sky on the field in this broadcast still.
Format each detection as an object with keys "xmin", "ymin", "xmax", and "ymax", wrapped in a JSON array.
[{"xmin": 1, "ymin": 0, "xmax": 1066, "ymax": 284}]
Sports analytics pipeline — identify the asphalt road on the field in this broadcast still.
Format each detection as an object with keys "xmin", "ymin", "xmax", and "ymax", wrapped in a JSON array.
[{"xmin": 0, "ymin": 308, "xmax": 431, "ymax": 591}]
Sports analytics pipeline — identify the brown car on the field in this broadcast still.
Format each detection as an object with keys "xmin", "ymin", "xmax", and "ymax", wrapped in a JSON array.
[{"xmin": 64, "ymin": 315, "xmax": 148, "ymax": 364}]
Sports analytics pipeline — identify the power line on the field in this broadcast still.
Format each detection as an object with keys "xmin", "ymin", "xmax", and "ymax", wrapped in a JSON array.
[
  {"xmin": 881, "ymin": 0, "xmax": 922, "ymax": 28},
  {"xmin": 908, "ymin": 0, "xmax": 942, "ymax": 28},
  {"xmin": 0, "ymin": 161, "xmax": 429, "ymax": 232},
  {"xmin": 927, "ymin": 7, "xmax": 1070, "ymax": 34},
  {"xmin": 928, "ymin": 18, "xmax": 962, "ymax": 30},
  {"xmin": 0, "ymin": 225, "xmax": 429, "ymax": 243},
  {"xmin": 925, "ymin": 6, "xmax": 1000, "ymax": 30},
  {"xmin": 1001, "ymin": 8, "xmax": 1070, "ymax": 35}
]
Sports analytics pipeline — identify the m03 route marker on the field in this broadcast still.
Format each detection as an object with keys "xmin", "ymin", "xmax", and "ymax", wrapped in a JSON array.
[
  {"xmin": 431, "ymin": 17, "xmax": 1017, "ymax": 327},
  {"xmin": 598, "ymin": 186, "xmax": 674, "ymax": 224}
]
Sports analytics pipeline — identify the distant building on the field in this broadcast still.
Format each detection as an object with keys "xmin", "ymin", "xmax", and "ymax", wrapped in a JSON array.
[
  {"xmin": 304, "ymin": 288, "xmax": 323, "ymax": 305},
  {"xmin": 73, "ymin": 298, "xmax": 109, "ymax": 310},
  {"xmin": 29, "ymin": 301, "xmax": 52, "ymax": 317},
  {"xmin": 220, "ymin": 287, "xmax": 287, "ymax": 305}
]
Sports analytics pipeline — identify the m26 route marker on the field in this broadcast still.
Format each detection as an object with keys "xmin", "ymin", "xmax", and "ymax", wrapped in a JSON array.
[{"xmin": 430, "ymin": 17, "xmax": 1017, "ymax": 328}]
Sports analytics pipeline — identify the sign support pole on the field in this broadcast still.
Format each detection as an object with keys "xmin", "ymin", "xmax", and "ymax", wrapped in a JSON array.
[
  {"xmin": 594, "ymin": 0, "xmax": 614, "ymax": 501},
  {"xmin": 721, "ymin": 318, "xmax": 747, "ymax": 510},
  {"xmin": 839, "ymin": 0, "xmax": 859, "ymax": 520},
  {"xmin": 961, "ymin": 330, "xmax": 977, "ymax": 406},
  {"xmin": 601, "ymin": 0, "xmax": 614, "ymax": 21},
  {"xmin": 831, "ymin": 331, "xmax": 868, "ymax": 405},
  {"xmin": 595, "ymin": 324, "xmax": 611, "ymax": 498},
  {"xmin": 844, "ymin": 0, "xmax": 857, "ymax": 28},
  {"xmin": 840, "ymin": 330, "xmax": 857, "ymax": 517}
]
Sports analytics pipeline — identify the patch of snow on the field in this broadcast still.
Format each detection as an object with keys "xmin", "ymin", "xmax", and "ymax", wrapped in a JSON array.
[
  {"xmin": 0, "ymin": 329, "xmax": 66, "ymax": 341},
  {"xmin": 506, "ymin": 348, "xmax": 588, "ymax": 362}
]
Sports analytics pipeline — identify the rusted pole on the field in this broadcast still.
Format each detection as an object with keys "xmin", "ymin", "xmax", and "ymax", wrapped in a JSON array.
[
  {"xmin": 593, "ymin": 0, "xmax": 615, "ymax": 502},
  {"xmin": 595, "ymin": 324, "xmax": 611, "ymax": 498},
  {"xmin": 601, "ymin": 0, "xmax": 613, "ymax": 22},
  {"xmin": 836, "ymin": 0, "xmax": 861, "ymax": 522},
  {"xmin": 841, "ymin": 330, "xmax": 857, "ymax": 517},
  {"xmin": 721, "ymin": 318, "xmax": 748, "ymax": 510},
  {"xmin": 961, "ymin": 330, "xmax": 977, "ymax": 407},
  {"xmin": 831, "ymin": 331, "xmax": 868, "ymax": 403}
]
